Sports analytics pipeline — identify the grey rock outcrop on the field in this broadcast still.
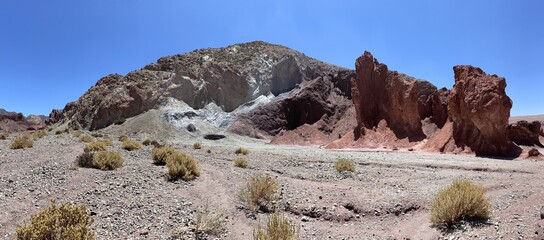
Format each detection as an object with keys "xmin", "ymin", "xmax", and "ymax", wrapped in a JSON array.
[{"xmin": 52, "ymin": 41, "xmax": 347, "ymax": 130}]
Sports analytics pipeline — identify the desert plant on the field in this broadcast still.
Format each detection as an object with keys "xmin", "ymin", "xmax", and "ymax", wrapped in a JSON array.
[
  {"xmin": 194, "ymin": 206, "xmax": 226, "ymax": 237},
  {"xmin": 240, "ymin": 174, "xmax": 279, "ymax": 213},
  {"xmin": 84, "ymin": 141, "xmax": 108, "ymax": 152},
  {"xmin": 71, "ymin": 130, "xmax": 82, "ymax": 138},
  {"xmin": 32, "ymin": 130, "xmax": 47, "ymax": 139},
  {"xmin": 79, "ymin": 135, "xmax": 93, "ymax": 143},
  {"xmin": 166, "ymin": 151, "xmax": 200, "ymax": 181},
  {"xmin": 98, "ymin": 138, "xmax": 113, "ymax": 146},
  {"xmin": 76, "ymin": 152, "xmax": 95, "ymax": 168},
  {"xmin": 118, "ymin": 135, "xmax": 128, "ymax": 142},
  {"xmin": 193, "ymin": 142, "xmax": 202, "ymax": 150},
  {"xmin": 10, "ymin": 135, "xmax": 34, "ymax": 149},
  {"xmin": 114, "ymin": 117, "xmax": 126, "ymax": 125},
  {"xmin": 430, "ymin": 179, "xmax": 491, "ymax": 227},
  {"xmin": 122, "ymin": 139, "xmax": 142, "ymax": 151},
  {"xmin": 92, "ymin": 150, "xmax": 123, "ymax": 170},
  {"xmin": 253, "ymin": 211, "xmax": 299, "ymax": 240},
  {"xmin": 152, "ymin": 146, "xmax": 176, "ymax": 165},
  {"xmin": 0, "ymin": 131, "xmax": 8, "ymax": 140},
  {"xmin": 15, "ymin": 200, "xmax": 95, "ymax": 240},
  {"xmin": 235, "ymin": 147, "xmax": 250, "ymax": 155},
  {"xmin": 234, "ymin": 157, "xmax": 248, "ymax": 168},
  {"xmin": 335, "ymin": 159, "xmax": 355, "ymax": 173},
  {"xmin": 90, "ymin": 133, "xmax": 104, "ymax": 138}
]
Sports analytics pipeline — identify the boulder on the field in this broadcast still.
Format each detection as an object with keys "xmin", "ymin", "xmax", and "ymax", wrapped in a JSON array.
[
  {"xmin": 445, "ymin": 65, "xmax": 519, "ymax": 157},
  {"xmin": 507, "ymin": 121, "xmax": 543, "ymax": 147}
]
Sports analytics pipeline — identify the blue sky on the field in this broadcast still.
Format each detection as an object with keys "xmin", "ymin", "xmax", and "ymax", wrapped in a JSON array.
[{"xmin": 0, "ymin": 0, "xmax": 542, "ymax": 116}]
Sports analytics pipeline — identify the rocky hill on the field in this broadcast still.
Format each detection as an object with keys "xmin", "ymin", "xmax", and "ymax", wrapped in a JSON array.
[
  {"xmin": 49, "ymin": 41, "xmax": 348, "ymax": 130},
  {"xmin": 0, "ymin": 108, "xmax": 46, "ymax": 132}
]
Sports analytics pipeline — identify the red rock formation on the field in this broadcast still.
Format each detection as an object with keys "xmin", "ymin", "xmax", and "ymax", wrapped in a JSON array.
[
  {"xmin": 0, "ymin": 109, "xmax": 46, "ymax": 131},
  {"xmin": 441, "ymin": 66, "xmax": 519, "ymax": 156},
  {"xmin": 351, "ymin": 51, "xmax": 442, "ymax": 141},
  {"xmin": 507, "ymin": 121, "xmax": 543, "ymax": 147}
]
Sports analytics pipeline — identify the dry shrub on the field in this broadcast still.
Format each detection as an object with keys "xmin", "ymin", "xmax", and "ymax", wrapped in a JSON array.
[
  {"xmin": 16, "ymin": 200, "xmax": 95, "ymax": 240},
  {"xmin": 122, "ymin": 139, "xmax": 142, "ymax": 151},
  {"xmin": 194, "ymin": 207, "xmax": 226, "ymax": 237},
  {"xmin": 193, "ymin": 142, "xmax": 202, "ymax": 150},
  {"xmin": 90, "ymin": 133, "xmax": 104, "ymax": 138},
  {"xmin": 166, "ymin": 151, "xmax": 200, "ymax": 181},
  {"xmin": 235, "ymin": 147, "xmax": 250, "ymax": 155},
  {"xmin": 79, "ymin": 135, "xmax": 93, "ymax": 143},
  {"xmin": 234, "ymin": 157, "xmax": 248, "ymax": 168},
  {"xmin": 253, "ymin": 211, "xmax": 299, "ymax": 240},
  {"xmin": 430, "ymin": 179, "xmax": 491, "ymax": 227},
  {"xmin": 92, "ymin": 150, "xmax": 123, "ymax": 170},
  {"xmin": 142, "ymin": 139, "xmax": 152, "ymax": 146},
  {"xmin": 143, "ymin": 139, "xmax": 163, "ymax": 148},
  {"xmin": 335, "ymin": 159, "xmax": 355, "ymax": 173},
  {"xmin": 71, "ymin": 130, "xmax": 82, "ymax": 138},
  {"xmin": 32, "ymin": 130, "xmax": 47, "ymax": 139},
  {"xmin": 118, "ymin": 135, "xmax": 128, "ymax": 142},
  {"xmin": 152, "ymin": 146, "xmax": 176, "ymax": 165},
  {"xmin": 10, "ymin": 135, "xmax": 34, "ymax": 149},
  {"xmin": 0, "ymin": 131, "xmax": 8, "ymax": 140},
  {"xmin": 240, "ymin": 174, "xmax": 279, "ymax": 213},
  {"xmin": 98, "ymin": 138, "xmax": 113, "ymax": 146},
  {"xmin": 84, "ymin": 141, "xmax": 108, "ymax": 152},
  {"xmin": 76, "ymin": 152, "xmax": 95, "ymax": 168}
]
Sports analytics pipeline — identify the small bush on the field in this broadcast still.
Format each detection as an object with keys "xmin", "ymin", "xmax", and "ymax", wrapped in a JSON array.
[
  {"xmin": 194, "ymin": 207, "xmax": 226, "ymax": 237},
  {"xmin": 193, "ymin": 142, "xmax": 202, "ymax": 150},
  {"xmin": 98, "ymin": 138, "xmax": 113, "ymax": 146},
  {"xmin": 16, "ymin": 200, "xmax": 95, "ymax": 240},
  {"xmin": 55, "ymin": 130, "xmax": 63, "ymax": 135},
  {"xmin": 10, "ymin": 135, "xmax": 34, "ymax": 149},
  {"xmin": 234, "ymin": 157, "xmax": 248, "ymax": 168},
  {"xmin": 430, "ymin": 179, "xmax": 491, "ymax": 227},
  {"xmin": 235, "ymin": 147, "xmax": 250, "ymax": 155},
  {"xmin": 253, "ymin": 211, "xmax": 299, "ymax": 240},
  {"xmin": 122, "ymin": 139, "xmax": 142, "ymax": 151},
  {"xmin": 152, "ymin": 146, "xmax": 176, "ymax": 165},
  {"xmin": 92, "ymin": 151, "xmax": 123, "ymax": 170},
  {"xmin": 240, "ymin": 174, "xmax": 279, "ymax": 213},
  {"xmin": 90, "ymin": 133, "xmax": 104, "ymax": 138},
  {"xmin": 335, "ymin": 159, "xmax": 355, "ymax": 173},
  {"xmin": 142, "ymin": 139, "xmax": 152, "ymax": 146},
  {"xmin": 118, "ymin": 135, "xmax": 128, "ymax": 142},
  {"xmin": 32, "ymin": 130, "xmax": 47, "ymax": 139},
  {"xmin": 84, "ymin": 141, "xmax": 108, "ymax": 152},
  {"xmin": 166, "ymin": 151, "xmax": 200, "ymax": 181},
  {"xmin": 0, "ymin": 131, "xmax": 8, "ymax": 140},
  {"xmin": 79, "ymin": 135, "xmax": 93, "ymax": 143},
  {"xmin": 76, "ymin": 152, "xmax": 95, "ymax": 168},
  {"xmin": 114, "ymin": 117, "xmax": 126, "ymax": 125}
]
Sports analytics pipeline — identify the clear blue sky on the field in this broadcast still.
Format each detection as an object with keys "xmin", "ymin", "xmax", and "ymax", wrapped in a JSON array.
[{"xmin": 1, "ymin": 0, "xmax": 542, "ymax": 116}]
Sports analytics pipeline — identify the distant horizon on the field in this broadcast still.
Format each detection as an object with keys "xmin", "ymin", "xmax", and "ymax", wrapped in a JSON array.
[{"xmin": 1, "ymin": 1, "xmax": 543, "ymax": 116}]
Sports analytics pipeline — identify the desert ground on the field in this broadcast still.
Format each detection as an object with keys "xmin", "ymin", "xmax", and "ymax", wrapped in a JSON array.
[{"xmin": 1, "ymin": 119, "xmax": 544, "ymax": 240}]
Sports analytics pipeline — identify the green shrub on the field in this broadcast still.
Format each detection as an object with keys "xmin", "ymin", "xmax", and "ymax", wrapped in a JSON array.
[
  {"xmin": 430, "ymin": 179, "xmax": 491, "ymax": 227},
  {"xmin": 16, "ymin": 200, "xmax": 95, "ymax": 240},
  {"xmin": 234, "ymin": 157, "xmax": 248, "ymax": 168},
  {"xmin": 92, "ymin": 151, "xmax": 123, "ymax": 170},
  {"xmin": 79, "ymin": 135, "xmax": 93, "ymax": 143},
  {"xmin": 253, "ymin": 211, "xmax": 299, "ymax": 240},
  {"xmin": 114, "ymin": 117, "xmax": 126, "ymax": 125},
  {"xmin": 240, "ymin": 174, "xmax": 279, "ymax": 213},
  {"xmin": 152, "ymin": 146, "xmax": 176, "ymax": 165},
  {"xmin": 335, "ymin": 159, "xmax": 355, "ymax": 173},
  {"xmin": 84, "ymin": 141, "xmax": 108, "ymax": 152},
  {"xmin": 0, "ymin": 131, "xmax": 8, "ymax": 140},
  {"xmin": 193, "ymin": 142, "xmax": 202, "ymax": 150},
  {"xmin": 10, "ymin": 135, "xmax": 34, "ymax": 149},
  {"xmin": 235, "ymin": 147, "xmax": 250, "ymax": 155},
  {"xmin": 122, "ymin": 139, "xmax": 142, "ymax": 151},
  {"xmin": 166, "ymin": 151, "xmax": 200, "ymax": 181}
]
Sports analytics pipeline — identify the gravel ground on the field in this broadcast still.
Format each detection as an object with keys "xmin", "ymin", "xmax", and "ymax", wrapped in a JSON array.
[{"xmin": 1, "ymin": 131, "xmax": 544, "ymax": 239}]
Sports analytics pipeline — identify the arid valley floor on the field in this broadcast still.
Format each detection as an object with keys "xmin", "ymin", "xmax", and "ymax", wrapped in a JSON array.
[{"xmin": 2, "ymin": 125, "xmax": 544, "ymax": 239}]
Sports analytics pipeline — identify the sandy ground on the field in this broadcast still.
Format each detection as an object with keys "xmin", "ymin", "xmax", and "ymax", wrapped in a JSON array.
[{"xmin": 1, "ymin": 126, "xmax": 544, "ymax": 240}]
